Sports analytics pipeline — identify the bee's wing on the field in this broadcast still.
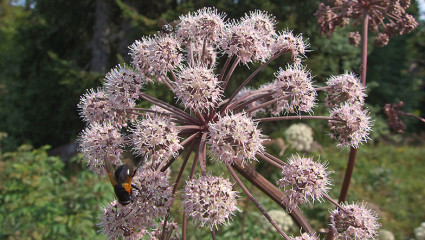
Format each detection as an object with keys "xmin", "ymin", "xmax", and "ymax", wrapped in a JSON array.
[{"xmin": 103, "ymin": 157, "xmax": 118, "ymax": 186}]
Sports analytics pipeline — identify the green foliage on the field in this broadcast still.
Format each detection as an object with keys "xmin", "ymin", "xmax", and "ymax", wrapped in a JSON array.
[{"xmin": 0, "ymin": 145, "xmax": 112, "ymax": 240}]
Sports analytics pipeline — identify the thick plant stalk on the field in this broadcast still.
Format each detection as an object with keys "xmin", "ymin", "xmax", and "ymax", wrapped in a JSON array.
[
  {"xmin": 232, "ymin": 159, "xmax": 315, "ymax": 234},
  {"xmin": 226, "ymin": 163, "xmax": 290, "ymax": 240},
  {"xmin": 338, "ymin": 10, "xmax": 369, "ymax": 204},
  {"xmin": 327, "ymin": 9, "xmax": 370, "ymax": 240}
]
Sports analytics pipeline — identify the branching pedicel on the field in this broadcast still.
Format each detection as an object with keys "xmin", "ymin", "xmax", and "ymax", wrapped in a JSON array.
[{"xmin": 78, "ymin": 7, "xmax": 379, "ymax": 239}]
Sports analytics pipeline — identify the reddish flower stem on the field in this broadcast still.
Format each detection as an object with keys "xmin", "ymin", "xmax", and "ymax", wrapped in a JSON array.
[
  {"xmin": 231, "ymin": 159, "xmax": 314, "ymax": 234},
  {"xmin": 256, "ymin": 153, "xmax": 284, "ymax": 169},
  {"xmin": 222, "ymin": 57, "xmax": 241, "ymax": 90},
  {"xmin": 257, "ymin": 116, "xmax": 340, "ymax": 122},
  {"xmin": 339, "ymin": 10, "xmax": 369, "ymax": 204},
  {"xmin": 161, "ymin": 141, "xmax": 196, "ymax": 240},
  {"xmin": 140, "ymin": 93, "xmax": 199, "ymax": 124},
  {"xmin": 220, "ymin": 50, "xmax": 286, "ymax": 115},
  {"xmin": 160, "ymin": 132, "xmax": 200, "ymax": 172},
  {"xmin": 327, "ymin": 9, "xmax": 369, "ymax": 240},
  {"xmin": 198, "ymin": 132, "xmax": 208, "ymax": 175},
  {"xmin": 226, "ymin": 163, "xmax": 290, "ymax": 240}
]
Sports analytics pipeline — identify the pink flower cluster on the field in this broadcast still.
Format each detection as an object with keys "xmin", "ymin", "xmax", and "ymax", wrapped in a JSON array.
[
  {"xmin": 75, "ymin": 6, "xmax": 383, "ymax": 239},
  {"xmin": 277, "ymin": 155, "xmax": 330, "ymax": 211},
  {"xmin": 182, "ymin": 175, "xmax": 239, "ymax": 229}
]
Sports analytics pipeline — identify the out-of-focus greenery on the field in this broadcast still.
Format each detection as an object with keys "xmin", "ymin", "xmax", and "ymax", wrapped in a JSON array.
[
  {"xmin": 0, "ymin": 145, "xmax": 112, "ymax": 240},
  {"xmin": 0, "ymin": 143, "xmax": 424, "ymax": 239}
]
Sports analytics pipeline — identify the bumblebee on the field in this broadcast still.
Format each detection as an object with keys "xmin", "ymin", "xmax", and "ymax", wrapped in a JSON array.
[{"xmin": 103, "ymin": 158, "xmax": 141, "ymax": 205}]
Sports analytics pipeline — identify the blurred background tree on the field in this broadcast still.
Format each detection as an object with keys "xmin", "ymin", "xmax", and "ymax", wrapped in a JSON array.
[{"xmin": 0, "ymin": 0, "xmax": 423, "ymax": 151}]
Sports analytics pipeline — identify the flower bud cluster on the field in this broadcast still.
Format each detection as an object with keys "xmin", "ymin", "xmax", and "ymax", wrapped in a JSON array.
[
  {"xmin": 315, "ymin": 0, "xmax": 418, "ymax": 47},
  {"xmin": 325, "ymin": 72, "xmax": 366, "ymax": 108},
  {"xmin": 78, "ymin": 88, "xmax": 134, "ymax": 128},
  {"xmin": 104, "ymin": 65, "xmax": 143, "ymax": 109},
  {"xmin": 129, "ymin": 34, "xmax": 182, "ymax": 82},
  {"xmin": 289, "ymin": 233, "xmax": 319, "ymax": 240},
  {"xmin": 99, "ymin": 163, "xmax": 173, "ymax": 239}
]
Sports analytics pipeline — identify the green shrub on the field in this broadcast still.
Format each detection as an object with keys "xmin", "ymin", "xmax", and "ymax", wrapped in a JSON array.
[{"xmin": 0, "ymin": 145, "xmax": 112, "ymax": 240}]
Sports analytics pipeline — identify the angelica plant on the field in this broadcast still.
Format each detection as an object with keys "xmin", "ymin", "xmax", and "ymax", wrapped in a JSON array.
[{"xmin": 78, "ymin": 7, "xmax": 380, "ymax": 239}]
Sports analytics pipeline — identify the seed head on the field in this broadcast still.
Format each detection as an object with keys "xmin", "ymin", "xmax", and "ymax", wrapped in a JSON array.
[
  {"xmin": 182, "ymin": 175, "xmax": 239, "ymax": 229},
  {"xmin": 330, "ymin": 202, "xmax": 380, "ymax": 239},
  {"xmin": 208, "ymin": 112, "xmax": 265, "ymax": 164}
]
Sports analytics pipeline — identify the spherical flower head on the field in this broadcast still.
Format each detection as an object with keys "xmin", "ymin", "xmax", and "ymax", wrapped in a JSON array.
[
  {"xmin": 129, "ymin": 34, "xmax": 182, "ymax": 81},
  {"xmin": 273, "ymin": 30, "xmax": 308, "ymax": 61},
  {"xmin": 329, "ymin": 103, "xmax": 372, "ymax": 148},
  {"xmin": 277, "ymin": 155, "xmax": 330, "ymax": 211},
  {"xmin": 104, "ymin": 64, "xmax": 143, "ymax": 109},
  {"xmin": 330, "ymin": 202, "xmax": 380, "ymax": 240},
  {"xmin": 325, "ymin": 72, "xmax": 366, "ymax": 108},
  {"xmin": 208, "ymin": 112, "xmax": 265, "ymax": 164},
  {"xmin": 241, "ymin": 10, "xmax": 276, "ymax": 38},
  {"xmin": 272, "ymin": 64, "xmax": 317, "ymax": 114},
  {"xmin": 131, "ymin": 115, "xmax": 182, "ymax": 162},
  {"xmin": 131, "ymin": 162, "xmax": 174, "ymax": 219},
  {"xmin": 174, "ymin": 66, "xmax": 222, "ymax": 113},
  {"xmin": 220, "ymin": 20, "xmax": 272, "ymax": 64},
  {"xmin": 78, "ymin": 122, "xmax": 123, "ymax": 175},
  {"xmin": 284, "ymin": 123, "xmax": 314, "ymax": 152},
  {"xmin": 182, "ymin": 175, "xmax": 239, "ymax": 229},
  {"xmin": 289, "ymin": 233, "xmax": 319, "ymax": 240},
  {"xmin": 78, "ymin": 88, "xmax": 112, "ymax": 123},
  {"xmin": 98, "ymin": 200, "xmax": 149, "ymax": 240},
  {"xmin": 78, "ymin": 88, "xmax": 135, "ymax": 128},
  {"xmin": 177, "ymin": 7, "xmax": 226, "ymax": 44},
  {"xmin": 261, "ymin": 209, "xmax": 294, "ymax": 232}
]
